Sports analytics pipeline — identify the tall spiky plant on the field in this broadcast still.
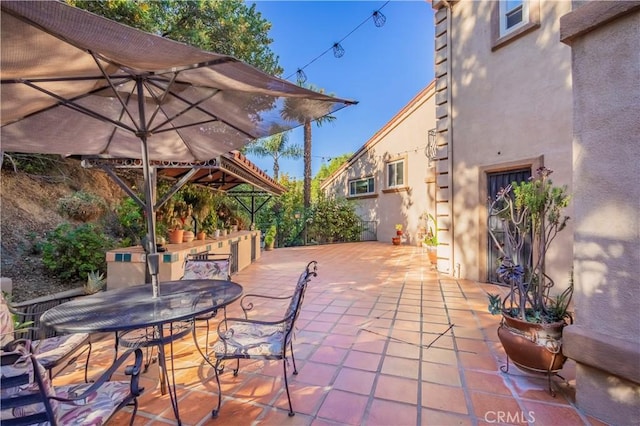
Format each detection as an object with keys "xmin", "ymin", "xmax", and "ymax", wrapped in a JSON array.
[{"xmin": 487, "ymin": 167, "xmax": 571, "ymax": 322}]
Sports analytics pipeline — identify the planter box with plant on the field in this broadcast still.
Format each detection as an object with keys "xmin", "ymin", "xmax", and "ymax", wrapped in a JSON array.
[
  {"xmin": 487, "ymin": 167, "xmax": 572, "ymax": 395},
  {"xmin": 421, "ymin": 213, "xmax": 438, "ymax": 264},
  {"xmin": 264, "ymin": 225, "xmax": 277, "ymax": 251}
]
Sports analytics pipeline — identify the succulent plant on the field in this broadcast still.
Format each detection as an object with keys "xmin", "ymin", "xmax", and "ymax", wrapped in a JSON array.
[{"xmin": 84, "ymin": 270, "xmax": 106, "ymax": 295}]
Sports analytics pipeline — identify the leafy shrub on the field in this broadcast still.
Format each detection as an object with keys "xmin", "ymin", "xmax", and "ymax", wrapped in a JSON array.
[
  {"xmin": 308, "ymin": 196, "xmax": 361, "ymax": 244},
  {"xmin": 57, "ymin": 191, "xmax": 104, "ymax": 221},
  {"xmin": 25, "ymin": 231, "xmax": 44, "ymax": 255},
  {"xmin": 115, "ymin": 197, "xmax": 145, "ymax": 241},
  {"xmin": 42, "ymin": 223, "xmax": 115, "ymax": 282}
]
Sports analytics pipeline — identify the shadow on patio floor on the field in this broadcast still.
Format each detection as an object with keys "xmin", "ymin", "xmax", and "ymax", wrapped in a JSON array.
[{"xmin": 52, "ymin": 242, "xmax": 604, "ymax": 426}]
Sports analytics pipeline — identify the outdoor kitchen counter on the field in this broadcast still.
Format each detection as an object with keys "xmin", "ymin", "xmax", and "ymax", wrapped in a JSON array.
[{"xmin": 106, "ymin": 230, "xmax": 261, "ymax": 289}]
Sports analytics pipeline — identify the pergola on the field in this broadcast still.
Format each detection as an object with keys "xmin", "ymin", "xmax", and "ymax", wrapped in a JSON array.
[{"xmin": 82, "ymin": 150, "xmax": 284, "ymax": 227}]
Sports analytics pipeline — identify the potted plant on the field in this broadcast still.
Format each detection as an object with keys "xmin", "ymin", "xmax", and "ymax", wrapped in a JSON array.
[
  {"xmin": 264, "ymin": 225, "xmax": 277, "ymax": 251},
  {"xmin": 395, "ymin": 224, "xmax": 403, "ymax": 236},
  {"xmin": 421, "ymin": 213, "xmax": 438, "ymax": 264},
  {"xmin": 165, "ymin": 199, "xmax": 192, "ymax": 244},
  {"xmin": 487, "ymin": 167, "xmax": 573, "ymax": 384}
]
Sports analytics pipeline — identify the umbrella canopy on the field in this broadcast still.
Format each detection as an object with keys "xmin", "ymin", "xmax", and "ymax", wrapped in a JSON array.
[{"xmin": 1, "ymin": 0, "xmax": 356, "ymax": 296}]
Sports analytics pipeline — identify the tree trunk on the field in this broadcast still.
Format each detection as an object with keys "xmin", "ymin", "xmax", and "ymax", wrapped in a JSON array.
[
  {"xmin": 303, "ymin": 120, "xmax": 312, "ymax": 244},
  {"xmin": 303, "ymin": 120, "xmax": 312, "ymax": 210}
]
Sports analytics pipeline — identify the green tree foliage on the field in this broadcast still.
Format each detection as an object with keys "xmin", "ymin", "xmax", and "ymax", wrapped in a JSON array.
[
  {"xmin": 313, "ymin": 153, "xmax": 352, "ymax": 199},
  {"xmin": 253, "ymin": 174, "xmax": 304, "ymax": 247},
  {"xmin": 308, "ymin": 195, "xmax": 361, "ymax": 244},
  {"xmin": 105, "ymin": 197, "xmax": 146, "ymax": 247},
  {"xmin": 68, "ymin": 0, "xmax": 283, "ymax": 76},
  {"xmin": 245, "ymin": 132, "xmax": 302, "ymax": 180},
  {"xmin": 42, "ymin": 223, "xmax": 115, "ymax": 282}
]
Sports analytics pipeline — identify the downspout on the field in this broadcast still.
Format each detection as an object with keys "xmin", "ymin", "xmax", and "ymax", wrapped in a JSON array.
[
  {"xmin": 447, "ymin": 2, "xmax": 454, "ymax": 277},
  {"xmin": 438, "ymin": 0, "xmax": 455, "ymax": 276}
]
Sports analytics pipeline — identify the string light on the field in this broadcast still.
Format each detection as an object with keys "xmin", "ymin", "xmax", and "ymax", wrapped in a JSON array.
[
  {"xmin": 285, "ymin": 1, "xmax": 390, "ymax": 82},
  {"xmin": 373, "ymin": 10, "xmax": 386, "ymax": 27},
  {"xmin": 332, "ymin": 43, "xmax": 345, "ymax": 58},
  {"xmin": 296, "ymin": 68, "xmax": 307, "ymax": 84}
]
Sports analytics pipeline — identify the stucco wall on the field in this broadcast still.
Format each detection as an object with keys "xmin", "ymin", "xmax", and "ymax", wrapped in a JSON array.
[
  {"xmin": 322, "ymin": 85, "xmax": 437, "ymax": 246},
  {"xmin": 560, "ymin": 2, "xmax": 640, "ymax": 424},
  {"xmin": 448, "ymin": 0, "xmax": 574, "ymax": 283}
]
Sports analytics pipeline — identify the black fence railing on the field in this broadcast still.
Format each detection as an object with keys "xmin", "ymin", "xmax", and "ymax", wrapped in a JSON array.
[
  {"xmin": 358, "ymin": 220, "xmax": 378, "ymax": 241},
  {"xmin": 257, "ymin": 218, "xmax": 378, "ymax": 248}
]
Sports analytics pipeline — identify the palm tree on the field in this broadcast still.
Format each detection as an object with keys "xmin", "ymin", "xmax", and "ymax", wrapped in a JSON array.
[
  {"xmin": 245, "ymin": 132, "xmax": 302, "ymax": 180},
  {"xmin": 303, "ymin": 112, "xmax": 335, "ymax": 209},
  {"xmin": 280, "ymin": 83, "xmax": 336, "ymax": 209},
  {"xmin": 280, "ymin": 83, "xmax": 340, "ymax": 243}
]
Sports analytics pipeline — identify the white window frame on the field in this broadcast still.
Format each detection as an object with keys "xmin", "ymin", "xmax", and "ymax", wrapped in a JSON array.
[
  {"xmin": 386, "ymin": 159, "xmax": 405, "ymax": 189},
  {"xmin": 348, "ymin": 177, "xmax": 375, "ymax": 196},
  {"xmin": 499, "ymin": 1, "xmax": 529, "ymax": 37},
  {"xmin": 491, "ymin": 0, "xmax": 540, "ymax": 51}
]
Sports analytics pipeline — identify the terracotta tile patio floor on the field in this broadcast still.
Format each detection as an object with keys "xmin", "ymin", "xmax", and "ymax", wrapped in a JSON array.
[{"xmin": 51, "ymin": 241, "xmax": 606, "ymax": 425}]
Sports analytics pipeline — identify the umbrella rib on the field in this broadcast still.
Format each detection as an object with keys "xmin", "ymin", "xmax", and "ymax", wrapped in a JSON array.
[
  {"xmin": 144, "ymin": 78, "xmax": 223, "ymax": 132},
  {"xmin": 91, "ymin": 51, "xmax": 141, "ymax": 133},
  {"xmin": 145, "ymin": 79, "xmax": 258, "ymax": 140},
  {"xmin": 143, "ymin": 73, "xmax": 178, "ymax": 128},
  {"xmin": 16, "ymin": 79, "xmax": 137, "ymax": 134}
]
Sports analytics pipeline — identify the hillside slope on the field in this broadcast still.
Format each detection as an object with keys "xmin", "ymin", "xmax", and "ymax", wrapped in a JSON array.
[{"xmin": 1, "ymin": 157, "xmax": 125, "ymax": 301}]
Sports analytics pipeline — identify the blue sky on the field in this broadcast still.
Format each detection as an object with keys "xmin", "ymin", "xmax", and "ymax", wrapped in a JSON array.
[{"xmin": 247, "ymin": 1, "xmax": 435, "ymax": 179}]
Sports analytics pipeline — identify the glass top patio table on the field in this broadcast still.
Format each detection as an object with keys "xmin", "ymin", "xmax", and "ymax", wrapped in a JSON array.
[
  {"xmin": 41, "ymin": 279, "xmax": 242, "ymax": 425},
  {"xmin": 40, "ymin": 279, "xmax": 243, "ymax": 334}
]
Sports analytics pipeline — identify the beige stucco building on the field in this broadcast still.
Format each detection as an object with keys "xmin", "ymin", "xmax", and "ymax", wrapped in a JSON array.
[
  {"xmin": 559, "ymin": 2, "xmax": 640, "ymax": 424},
  {"xmin": 320, "ymin": 83, "xmax": 437, "ymax": 247},
  {"xmin": 432, "ymin": 0, "xmax": 574, "ymax": 281},
  {"xmin": 323, "ymin": 1, "xmax": 639, "ymax": 423}
]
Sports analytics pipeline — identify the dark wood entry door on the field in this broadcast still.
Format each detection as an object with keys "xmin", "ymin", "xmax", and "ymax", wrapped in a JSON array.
[{"xmin": 487, "ymin": 168, "xmax": 531, "ymax": 283}]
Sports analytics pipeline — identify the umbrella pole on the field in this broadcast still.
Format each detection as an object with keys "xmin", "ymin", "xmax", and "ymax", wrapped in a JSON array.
[
  {"xmin": 141, "ymin": 138, "xmax": 159, "ymax": 298},
  {"xmin": 137, "ymin": 79, "xmax": 159, "ymax": 297}
]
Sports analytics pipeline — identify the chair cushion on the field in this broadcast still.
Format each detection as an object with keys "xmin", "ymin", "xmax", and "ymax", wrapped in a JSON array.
[
  {"xmin": 183, "ymin": 260, "xmax": 229, "ymax": 280},
  {"xmin": 2, "ymin": 341, "xmax": 133, "ymax": 425},
  {"xmin": 1, "ymin": 341, "xmax": 60, "ymax": 423},
  {"xmin": 33, "ymin": 333, "xmax": 89, "ymax": 370},
  {"xmin": 212, "ymin": 323, "xmax": 286, "ymax": 358},
  {"xmin": 54, "ymin": 381, "xmax": 131, "ymax": 425}
]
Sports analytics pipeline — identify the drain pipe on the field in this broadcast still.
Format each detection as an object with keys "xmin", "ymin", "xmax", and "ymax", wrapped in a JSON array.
[
  {"xmin": 437, "ymin": 0, "xmax": 455, "ymax": 276},
  {"xmin": 446, "ymin": 2, "xmax": 454, "ymax": 277}
]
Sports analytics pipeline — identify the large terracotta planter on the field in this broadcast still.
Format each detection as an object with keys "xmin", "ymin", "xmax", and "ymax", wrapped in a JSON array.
[
  {"xmin": 168, "ymin": 229, "xmax": 184, "ymax": 244},
  {"xmin": 182, "ymin": 230, "xmax": 195, "ymax": 243},
  {"xmin": 497, "ymin": 314, "xmax": 567, "ymax": 374}
]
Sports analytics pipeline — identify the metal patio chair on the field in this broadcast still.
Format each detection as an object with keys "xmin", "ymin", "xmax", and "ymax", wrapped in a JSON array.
[
  {"xmin": 1, "ymin": 292, "xmax": 92, "ymax": 382},
  {"xmin": 1, "ymin": 340, "xmax": 144, "ymax": 426},
  {"xmin": 182, "ymin": 251, "xmax": 233, "ymax": 350},
  {"xmin": 209, "ymin": 261, "xmax": 318, "ymax": 417}
]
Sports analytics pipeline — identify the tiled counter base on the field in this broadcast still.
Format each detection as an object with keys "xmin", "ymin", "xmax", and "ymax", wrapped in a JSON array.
[{"xmin": 106, "ymin": 230, "xmax": 261, "ymax": 289}]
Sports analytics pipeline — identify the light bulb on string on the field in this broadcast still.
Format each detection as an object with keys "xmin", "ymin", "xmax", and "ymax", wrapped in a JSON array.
[
  {"xmin": 332, "ymin": 43, "xmax": 345, "ymax": 58},
  {"xmin": 373, "ymin": 10, "xmax": 386, "ymax": 27},
  {"xmin": 296, "ymin": 68, "xmax": 307, "ymax": 84}
]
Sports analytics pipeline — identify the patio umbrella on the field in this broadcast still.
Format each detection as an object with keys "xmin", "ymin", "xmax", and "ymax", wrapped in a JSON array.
[{"xmin": 1, "ymin": 1, "xmax": 356, "ymax": 297}]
